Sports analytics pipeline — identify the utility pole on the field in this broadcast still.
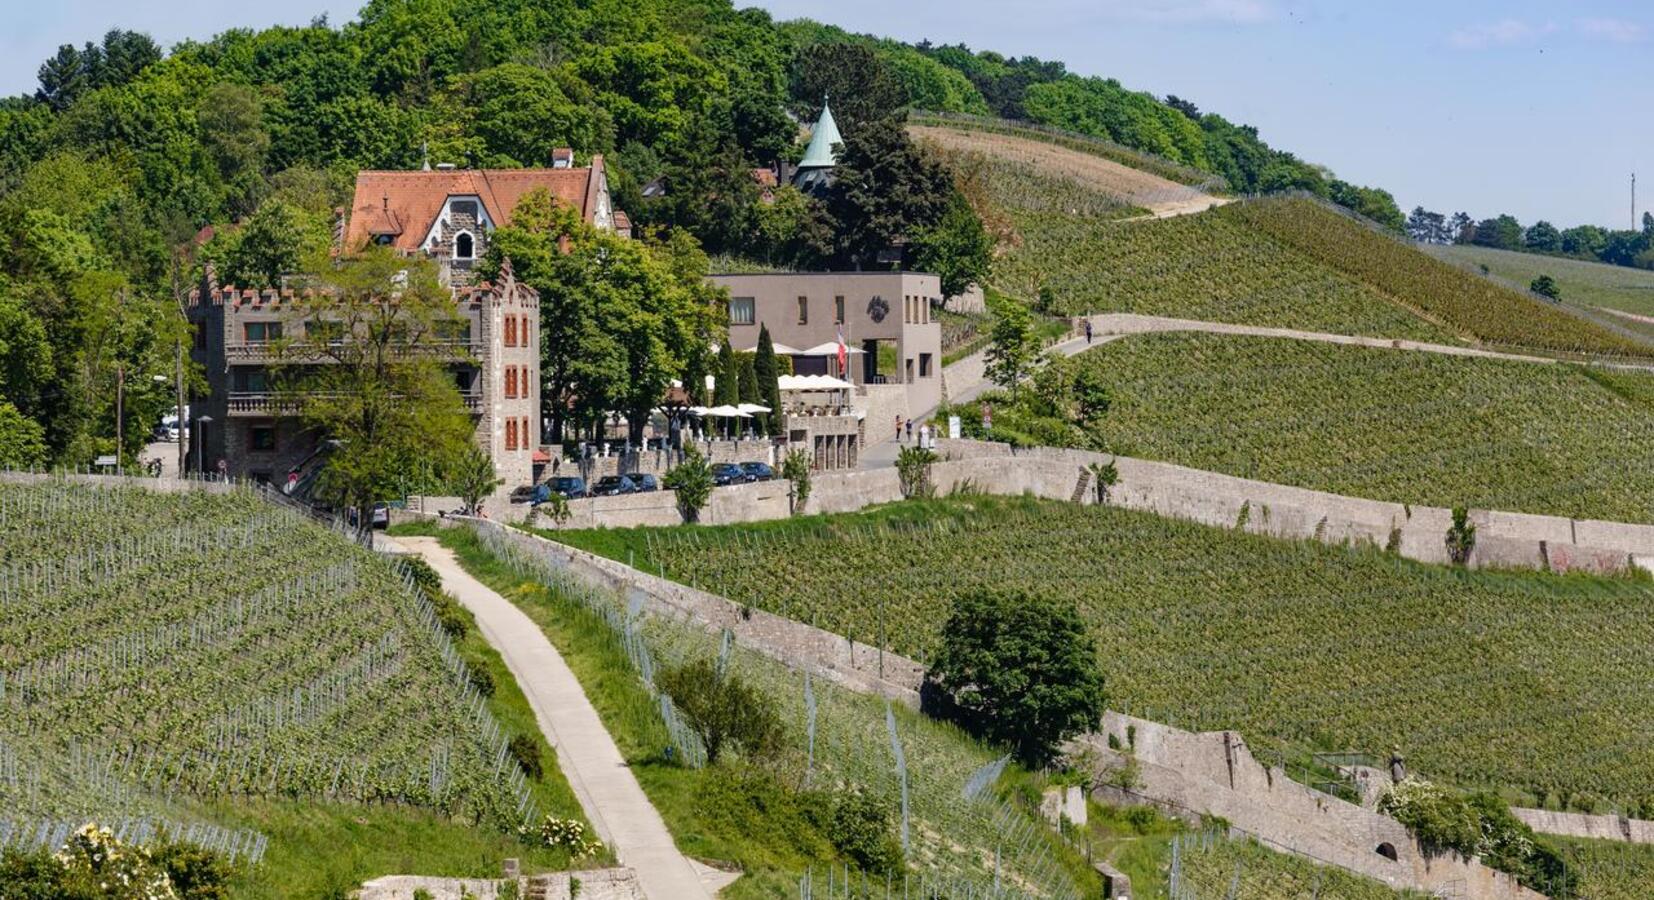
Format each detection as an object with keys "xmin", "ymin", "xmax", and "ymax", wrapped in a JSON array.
[
  {"xmin": 1634, "ymin": 172, "xmax": 1638, "ymax": 231},
  {"xmin": 114, "ymin": 287, "xmax": 128, "ymax": 472}
]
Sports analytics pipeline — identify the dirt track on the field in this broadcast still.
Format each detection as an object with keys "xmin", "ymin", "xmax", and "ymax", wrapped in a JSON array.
[{"xmin": 911, "ymin": 124, "xmax": 1224, "ymax": 218}]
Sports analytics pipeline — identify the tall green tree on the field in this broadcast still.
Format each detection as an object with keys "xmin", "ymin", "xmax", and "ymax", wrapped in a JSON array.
[
  {"xmin": 984, "ymin": 300, "xmax": 1038, "ymax": 399},
  {"xmin": 926, "ymin": 588, "xmax": 1106, "ymax": 766},
  {"xmin": 754, "ymin": 324, "xmax": 783, "ymax": 434},
  {"xmin": 912, "ymin": 190, "xmax": 992, "ymax": 299},
  {"xmin": 789, "ymin": 42, "xmax": 905, "ymax": 134},
  {"xmin": 826, "ymin": 114, "xmax": 953, "ymax": 268},
  {"xmin": 276, "ymin": 247, "xmax": 475, "ymax": 519}
]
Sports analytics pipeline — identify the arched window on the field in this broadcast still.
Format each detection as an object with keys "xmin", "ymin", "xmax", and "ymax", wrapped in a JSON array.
[
  {"xmin": 454, "ymin": 231, "xmax": 475, "ymax": 260},
  {"xmin": 506, "ymin": 418, "xmax": 517, "ymax": 451}
]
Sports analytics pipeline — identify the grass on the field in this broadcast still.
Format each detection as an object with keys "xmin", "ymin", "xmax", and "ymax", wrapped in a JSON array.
[
  {"xmin": 394, "ymin": 520, "xmax": 1101, "ymax": 898},
  {"xmin": 1064, "ymin": 330, "xmax": 1654, "ymax": 522},
  {"xmin": 1425, "ymin": 243, "xmax": 1654, "ymax": 318},
  {"xmin": 1170, "ymin": 832, "xmax": 1431, "ymax": 899},
  {"xmin": 1550, "ymin": 836, "xmax": 1654, "ymax": 900},
  {"xmin": 541, "ymin": 494, "xmax": 1654, "ymax": 811}
]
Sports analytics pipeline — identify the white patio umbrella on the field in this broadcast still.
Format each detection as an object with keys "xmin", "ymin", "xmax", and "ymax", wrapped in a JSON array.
[
  {"xmin": 702, "ymin": 405, "xmax": 752, "ymax": 418},
  {"xmin": 736, "ymin": 402, "xmax": 771, "ymax": 414}
]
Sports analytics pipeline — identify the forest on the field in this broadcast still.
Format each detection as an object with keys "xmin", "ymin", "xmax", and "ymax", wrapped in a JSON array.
[{"xmin": 0, "ymin": 0, "xmax": 1404, "ymax": 472}]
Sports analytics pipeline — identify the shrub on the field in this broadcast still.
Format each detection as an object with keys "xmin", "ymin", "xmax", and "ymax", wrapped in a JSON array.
[
  {"xmin": 150, "ymin": 834, "xmax": 236, "ymax": 900},
  {"xmin": 664, "ymin": 446, "xmax": 715, "ymax": 523},
  {"xmin": 782, "ymin": 449, "xmax": 813, "ymax": 514},
  {"xmin": 468, "ymin": 664, "xmax": 496, "ymax": 698},
  {"xmin": 398, "ymin": 556, "xmax": 442, "ymax": 598},
  {"xmin": 926, "ymin": 588, "xmax": 1107, "ymax": 766},
  {"xmin": 526, "ymin": 816, "xmax": 603, "ymax": 857},
  {"xmin": 828, "ymin": 791, "xmax": 904, "ymax": 875},
  {"xmin": 657, "ymin": 658, "xmax": 783, "ymax": 764},
  {"xmin": 1379, "ymin": 779, "xmax": 1567, "ymax": 893},
  {"xmin": 1446, "ymin": 506, "xmax": 1476, "ymax": 565},
  {"xmin": 0, "ymin": 823, "xmax": 185, "ymax": 899},
  {"xmin": 509, "ymin": 734, "xmax": 544, "ymax": 781},
  {"xmin": 1089, "ymin": 459, "xmax": 1119, "ymax": 504},
  {"xmin": 895, "ymin": 446, "xmax": 938, "ymax": 499},
  {"xmin": 1530, "ymin": 274, "xmax": 1561, "ymax": 300}
]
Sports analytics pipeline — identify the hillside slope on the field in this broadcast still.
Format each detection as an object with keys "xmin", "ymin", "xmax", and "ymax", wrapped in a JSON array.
[
  {"xmin": 551, "ymin": 495, "xmax": 1654, "ymax": 812},
  {"xmin": 1424, "ymin": 243, "xmax": 1654, "ymax": 318},
  {"xmin": 0, "ymin": 480, "xmax": 587, "ymax": 891},
  {"xmin": 1067, "ymin": 331, "xmax": 1654, "ymax": 522}
]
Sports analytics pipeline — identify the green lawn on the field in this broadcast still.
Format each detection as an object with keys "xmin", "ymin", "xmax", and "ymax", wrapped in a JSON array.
[
  {"xmin": 543, "ymin": 494, "xmax": 1654, "ymax": 811},
  {"xmin": 1069, "ymin": 330, "xmax": 1654, "ymax": 523},
  {"xmin": 1425, "ymin": 243, "xmax": 1654, "ymax": 318}
]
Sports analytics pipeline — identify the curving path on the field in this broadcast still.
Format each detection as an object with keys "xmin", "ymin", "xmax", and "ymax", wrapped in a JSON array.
[{"xmin": 396, "ymin": 536, "xmax": 721, "ymax": 900}]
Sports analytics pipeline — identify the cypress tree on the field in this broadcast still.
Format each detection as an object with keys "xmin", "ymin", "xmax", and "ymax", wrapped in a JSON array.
[
  {"xmin": 717, "ymin": 341, "xmax": 739, "ymax": 438},
  {"xmin": 754, "ymin": 325, "xmax": 784, "ymax": 435}
]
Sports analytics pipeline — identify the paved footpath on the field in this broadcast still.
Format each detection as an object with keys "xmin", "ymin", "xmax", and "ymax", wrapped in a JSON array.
[{"xmin": 397, "ymin": 536, "xmax": 720, "ymax": 900}]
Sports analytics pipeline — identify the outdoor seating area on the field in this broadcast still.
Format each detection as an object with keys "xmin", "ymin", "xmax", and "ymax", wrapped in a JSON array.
[{"xmin": 778, "ymin": 373, "xmax": 854, "ymax": 416}]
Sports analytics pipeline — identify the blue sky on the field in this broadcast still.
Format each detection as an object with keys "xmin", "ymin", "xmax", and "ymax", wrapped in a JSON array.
[{"xmin": 7, "ymin": 1, "xmax": 1648, "ymax": 228}]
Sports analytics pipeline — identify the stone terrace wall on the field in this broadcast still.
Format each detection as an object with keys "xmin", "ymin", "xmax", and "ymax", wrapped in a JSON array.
[
  {"xmin": 1084, "ymin": 714, "xmax": 1544, "ymax": 900},
  {"xmin": 934, "ymin": 439, "xmax": 1651, "ymax": 576},
  {"xmin": 1510, "ymin": 808, "xmax": 1654, "ymax": 844}
]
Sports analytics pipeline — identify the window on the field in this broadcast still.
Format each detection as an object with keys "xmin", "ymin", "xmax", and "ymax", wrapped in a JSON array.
[
  {"xmin": 522, "ymin": 417, "xmax": 533, "ymax": 448},
  {"xmin": 505, "ymin": 316, "xmax": 517, "ymax": 347},
  {"xmin": 506, "ymin": 418, "xmax": 518, "ymax": 451},
  {"xmin": 834, "ymin": 296, "xmax": 845, "ymax": 324},
  {"xmin": 729, "ymin": 296, "xmax": 756, "ymax": 326},
  {"xmin": 919, "ymin": 353, "xmax": 933, "ymax": 378},
  {"xmin": 436, "ymin": 320, "xmax": 472, "ymax": 343},
  {"xmin": 905, "ymin": 359, "xmax": 915, "ymax": 382},
  {"xmin": 193, "ymin": 322, "xmax": 208, "ymax": 350},
  {"xmin": 454, "ymin": 231, "xmax": 475, "ymax": 260},
  {"xmin": 505, "ymin": 367, "xmax": 517, "ymax": 398},
  {"xmin": 235, "ymin": 369, "xmax": 270, "ymax": 392},
  {"xmin": 307, "ymin": 319, "xmax": 344, "ymax": 343},
  {"xmin": 450, "ymin": 199, "xmax": 479, "ymax": 220},
  {"xmin": 797, "ymin": 296, "xmax": 808, "ymax": 325},
  {"xmin": 244, "ymin": 321, "xmax": 282, "ymax": 343},
  {"xmin": 249, "ymin": 425, "xmax": 277, "ymax": 452}
]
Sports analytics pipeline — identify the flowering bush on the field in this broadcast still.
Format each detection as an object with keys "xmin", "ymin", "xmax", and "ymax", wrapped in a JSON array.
[
  {"xmin": 521, "ymin": 815, "xmax": 603, "ymax": 857},
  {"xmin": 54, "ymin": 823, "xmax": 180, "ymax": 899}
]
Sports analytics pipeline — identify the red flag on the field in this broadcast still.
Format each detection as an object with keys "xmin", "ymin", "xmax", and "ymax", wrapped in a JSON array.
[{"xmin": 837, "ymin": 325, "xmax": 848, "ymax": 376}]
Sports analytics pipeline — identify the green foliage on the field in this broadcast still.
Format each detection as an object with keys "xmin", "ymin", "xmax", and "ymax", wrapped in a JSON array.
[
  {"xmin": 451, "ymin": 445, "xmax": 504, "ymax": 516},
  {"xmin": 927, "ymin": 588, "xmax": 1106, "ymax": 766},
  {"xmin": 0, "ymin": 401, "xmax": 49, "ymax": 469},
  {"xmin": 510, "ymin": 734, "xmax": 544, "ymax": 781},
  {"xmin": 657, "ymin": 658, "xmax": 784, "ymax": 765},
  {"xmin": 1172, "ymin": 832, "xmax": 1427, "ymax": 899},
  {"xmin": 912, "ymin": 190, "xmax": 993, "ymax": 299},
  {"xmin": 565, "ymin": 494, "xmax": 1654, "ymax": 806},
  {"xmin": 149, "ymin": 833, "xmax": 238, "ymax": 900},
  {"xmin": 983, "ymin": 301, "xmax": 1038, "ymax": 396},
  {"xmin": 781, "ymin": 449, "xmax": 812, "ymax": 514},
  {"xmin": 1021, "ymin": 77, "xmax": 1208, "ymax": 169},
  {"xmin": 1378, "ymin": 780, "xmax": 1566, "ymax": 893},
  {"xmin": 826, "ymin": 791, "xmax": 903, "ymax": 875},
  {"xmin": 216, "ymin": 200, "xmax": 309, "ymax": 289},
  {"xmin": 1063, "ymin": 331, "xmax": 1654, "ymax": 522},
  {"xmin": 895, "ymin": 445, "xmax": 938, "ymax": 499},
  {"xmin": 754, "ymin": 325, "xmax": 783, "ymax": 434},
  {"xmin": 663, "ymin": 444, "xmax": 714, "ymax": 523},
  {"xmin": 787, "ymin": 39, "xmax": 906, "ymax": 134},
  {"xmin": 1425, "ymin": 243, "xmax": 1654, "ymax": 319},
  {"xmin": 1445, "ymin": 507, "xmax": 1477, "ymax": 566},
  {"xmin": 433, "ymin": 63, "xmax": 612, "ymax": 168},
  {"xmin": 1530, "ymin": 274, "xmax": 1562, "ymax": 300}
]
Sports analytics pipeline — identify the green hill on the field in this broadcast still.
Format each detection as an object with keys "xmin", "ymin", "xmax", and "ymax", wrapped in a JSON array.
[
  {"xmin": 546, "ymin": 494, "xmax": 1654, "ymax": 812},
  {"xmin": 1425, "ymin": 243, "xmax": 1654, "ymax": 318},
  {"xmin": 1064, "ymin": 331, "xmax": 1654, "ymax": 523},
  {"xmin": 0, "ymin": 480, "xmax": 588, "ymax": 894}
]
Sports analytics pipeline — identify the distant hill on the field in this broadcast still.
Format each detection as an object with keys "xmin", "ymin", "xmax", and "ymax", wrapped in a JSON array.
[{"xmin": 1425, "ymin": 243, "xmax": 1654, "ymax": 319}]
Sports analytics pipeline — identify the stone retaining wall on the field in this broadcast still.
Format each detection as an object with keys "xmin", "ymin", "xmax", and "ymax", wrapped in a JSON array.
[
  {"xmin": 1510, "ymin": 808, "xmax": 1654, "ymax": 844},
  {"xmin": 1084, "ymin": 714, "xmax": 1543, "ymax": 900}
]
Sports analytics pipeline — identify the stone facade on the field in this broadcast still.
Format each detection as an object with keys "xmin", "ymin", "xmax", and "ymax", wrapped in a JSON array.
[{"xmin": 185, "ymin": 268, "xmax": 541, "ymax": 492}]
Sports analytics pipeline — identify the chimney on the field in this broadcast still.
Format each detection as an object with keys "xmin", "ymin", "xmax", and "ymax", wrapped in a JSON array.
[{"xmin": 551, "ymin": 148, "xmax": 574, "ymax": 169}]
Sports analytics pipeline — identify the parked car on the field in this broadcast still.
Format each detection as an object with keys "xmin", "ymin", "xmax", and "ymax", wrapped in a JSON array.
[
  {"xmin": 370, "ymin": 503, "xmax": 390, "ymax": 530},
  {"xmin": 711, "ymin": 463, "xmax": 747, "ymax": 486},
  {"xmin": 739, "ymin": 462, "xmax": 776, "ymax": 482},
  {"xmin": 509, "ymin": 484, "xmax": 543, "ymax": 504},
  {"xmin": 591, "ymin": 475, "xmax": 639, "ymax": 496},
  {"xmin": 630, "ymin": 473, "xmax": 660, "ymax": 492},
  {"xmin": 547, "ymin": 475, "xmax": 587, "ymax": 499}
]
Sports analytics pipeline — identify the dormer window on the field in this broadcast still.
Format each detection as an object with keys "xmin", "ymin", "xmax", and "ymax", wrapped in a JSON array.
[
  {"xmin": 450, "ymin": 200, "xmax": 478, "ymax": 220},
  {"xmin": 454, "ymin": 231, "xmax": 475, "ymax": 260}
]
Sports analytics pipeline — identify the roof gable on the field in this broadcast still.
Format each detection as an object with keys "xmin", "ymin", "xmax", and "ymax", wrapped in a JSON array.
[{"xmin": 343, "ymin": 165, "xmax": 602, "ymax": 254}]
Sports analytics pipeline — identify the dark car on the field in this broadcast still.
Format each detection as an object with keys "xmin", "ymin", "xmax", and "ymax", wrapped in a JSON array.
[
  {"xmin": 591, "ymin": 475, "xmax": 639, "ymax": 496},
  {"xmin": 509, "ymin": 484, "xmax": 544, "ymax": 504},
  {"xmin": 711, "ymin": 463, "xmax": 746, "ymax": 486},
  {"xmin": 739, "ymin": 462, "xmax": 776, "ymax": 482},
  {"xmin": 630, "ymin": 473, "xmax": 660, "ymax": 492},
  {"xmin": 547, "ymin": 475, "xmax": 587, "ymax": 499}
]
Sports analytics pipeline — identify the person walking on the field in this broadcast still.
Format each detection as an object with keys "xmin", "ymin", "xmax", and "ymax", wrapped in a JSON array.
[
  {"xmin": 905, "ymin": 418, "xmax": 914, "ymax": 442},
  {"xmin": 1084, "ymin": 319, "xmax": 1093, "ymax": 345},
  {"xmin": 894, "ymin": 414, "xmax": 903, "ymax": 443}
]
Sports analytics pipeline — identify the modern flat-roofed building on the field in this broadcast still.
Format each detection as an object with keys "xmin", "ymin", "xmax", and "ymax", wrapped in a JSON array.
[{"xmin": 707, "ymin": 271, "xmax": 945, "ymax": 445}]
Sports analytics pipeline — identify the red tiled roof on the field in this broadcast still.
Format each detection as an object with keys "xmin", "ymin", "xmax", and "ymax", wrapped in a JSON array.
[
  {"xmin": 750, "ymin": 167, "xmax": 778, "ymax": 188},
  {"xmin": 343, "ymin": 163, "xmax": 604, "ymax": 254}
]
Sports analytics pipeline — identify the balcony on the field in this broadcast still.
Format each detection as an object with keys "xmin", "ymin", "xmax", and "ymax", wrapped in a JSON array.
[
  {"xmin": 225, "ymin": 339, "xmax": 482, "ymax": 363},
  {"xmin": 227, "ymin": 390, "xmax": 485, "ymax": 416}
]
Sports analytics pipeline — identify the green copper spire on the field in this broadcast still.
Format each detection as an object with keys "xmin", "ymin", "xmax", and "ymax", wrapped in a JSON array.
[{"xmin": 798, "ymin": 98, "xmax": 841, "ymax": 169}]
